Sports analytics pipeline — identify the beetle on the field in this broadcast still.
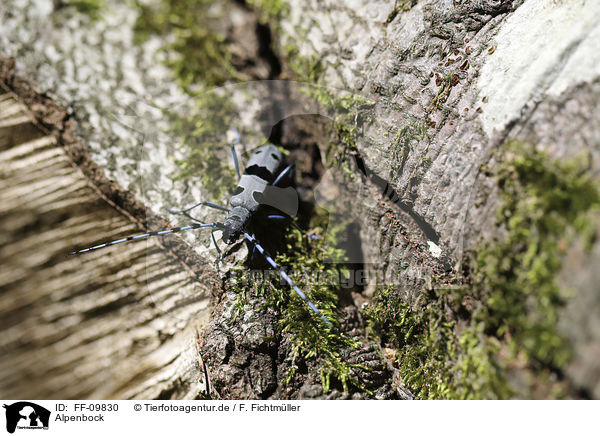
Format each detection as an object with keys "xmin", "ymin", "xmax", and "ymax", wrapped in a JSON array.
[{"xmin": 72, "ymin": 128, "xmax": 331, "ymax": 324}]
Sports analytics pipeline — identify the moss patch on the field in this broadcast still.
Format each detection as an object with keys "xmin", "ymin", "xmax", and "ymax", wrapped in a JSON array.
[
  {"xmin": 167, "ymin": 89, "xmax": 238, "ymax": 201},
  {"xmin": 134, "ymin": 0, "xmax": 244, "ymax": 89},
  {"xmin": 233, "ymin": 211, "xmax": 370, "ymax": 394},
  {"xmin": 246, "ymin": 0, "xmax": 288, "ymax": 26},
  {"xmin": 133, "ymin": 0, "xmax": 289, "ymax": 89},
  {"xmin": 297, "ymin": 85, "xmax": 375, "ymax": 180},
  {"xmin": 365, "ymin": 140, "xmax": 600, "ymax": 398},
  {"xmin": 473, "ymin": 140, "xmax": 599, "ymax": 368},
  {"xmin": 53, "ymin": 0, "xmax": 106, "ymax": 20},
  {"xmin": 365, "ymin": 287, "xmax": 509, "ymax": 399},
  {"xmin": 385, "ymin": 0, "xmax": 418, "ymax": 25},
  {"xmin": 277, "ymin": 216, "xmax": 367, "ymax": 393}
]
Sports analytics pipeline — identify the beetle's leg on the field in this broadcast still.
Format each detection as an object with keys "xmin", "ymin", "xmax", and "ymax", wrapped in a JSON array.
[
  {"xmin": 291, "ymin": 221, "xmax": 321, "ymax": 240},
  {"xmin": 211, "ymin": 227, "xmax": 222, "ymax": 260},
  {"xmin": 273, "ymin": 163, "xmax": 294, "ymax": 186},
  {"xmin": 169, "ymin": 201, "xmax": 229, "ymax": 215},
  {"xmin": 267, "ymin": 214, "xmax": 321, "ymax": 240},
  {"xmin": 231, "ymin": 126, "xmax": 242, "ymax": 182}
]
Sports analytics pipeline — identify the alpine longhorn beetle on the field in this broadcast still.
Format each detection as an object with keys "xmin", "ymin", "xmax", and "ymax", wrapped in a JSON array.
[{"xmin": 72, "ymin": 128, "xmax": 331, "ymax": 324}]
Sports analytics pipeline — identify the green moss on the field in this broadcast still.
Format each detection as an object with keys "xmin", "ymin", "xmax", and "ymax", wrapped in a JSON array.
[
  {"xmin": 169, "ymin": 89, "xmax": 237, "ymax": 201},
  {"xmin": 233, "ymin": 211, "xmax": 370, "ymax": 393},
  {"xmin": 274, "ymin": 215, "xmax": 372, "ymax": 392},
  {"xmin": 385, "ymin": 0, "xmax": 418, "ymax": 24},
  {"xmin": 365, "ymin": 140, "xmax": 600, "ymax": 398},
  {"xmin": 391, "ymin": 120, "xmax": 429, "ymax": 173},
  {"xmin": 364, "ymin": 286, "xmax": 509, "ymax": 399},
  {"xmin": 299, "ymin": 85, "xmax": 375, "ymax": 179},
  {"xmin": 133, "ymin": 0, "xmax": 290, "ymax": 89},
  {"xmin": 473, "ymin": 140, "xmax": 599, "ymax": 369},
  {"xmin": 398, "ymin": 0, "xmax": 418, "ymax": 10},
  {"xmin": 284, "ymin": 47, "xmax": 324, "ymax": 83},
  {"xmin": 427, "ymin": 73, "xmax": 455, "ymax": 113},
  {"xmin": 55, "ymin": 0, "xmax": 106, "ymax": 20},
  {"xmin": 134, "ymin": 0, "xmax": 243, "ymax": 89},
  {"xmin": 246, "ymin": 0, "xmax": 289, "ymax": 25}
]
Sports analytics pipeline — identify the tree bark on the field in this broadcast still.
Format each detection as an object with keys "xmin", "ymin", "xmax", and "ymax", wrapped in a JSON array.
[
  {"xmin": 1, "ymin": 0, "xmax": 599, "ymax": 399},
  {"xmin": 0, "ymin": 60, "xmax": 217, "ymax": 398}
]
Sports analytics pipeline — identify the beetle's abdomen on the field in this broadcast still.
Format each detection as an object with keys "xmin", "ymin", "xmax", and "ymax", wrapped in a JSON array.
[{"xmin": 244, "ymin": 144, "xmax": 284, "ymax": 183}]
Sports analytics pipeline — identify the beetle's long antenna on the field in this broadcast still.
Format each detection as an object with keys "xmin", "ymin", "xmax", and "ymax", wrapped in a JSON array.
[
  {"xmin": 71, "ymin": 223, "xmax": 218, "ymax": 254},
  {"xmin": 243, "ymin": 232, "xmax": 331, "ymax": 324},
  {"xmin": 267, "ymin": 215, "xmax": 322, "ymax": 240}
]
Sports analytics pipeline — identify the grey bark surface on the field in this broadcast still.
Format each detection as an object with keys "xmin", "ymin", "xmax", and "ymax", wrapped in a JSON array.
[
  {"xmin": 276, "ymin": 0, "xmax": 600, "ymax": 397},
  {"xmin": 1, "ymin": 0, "xmax": 599, "ymax": 398}
]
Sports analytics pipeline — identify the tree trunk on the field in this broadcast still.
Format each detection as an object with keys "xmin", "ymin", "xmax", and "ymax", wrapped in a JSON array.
[{"xmin": 1, "ymin": 0, "xmax": 599, "ymax": 399}]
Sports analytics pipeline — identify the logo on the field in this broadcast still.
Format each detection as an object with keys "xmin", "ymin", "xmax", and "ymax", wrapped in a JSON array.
[{"xmin": 3, "ymin": 402, "xmax": 50, "ymax": 434}]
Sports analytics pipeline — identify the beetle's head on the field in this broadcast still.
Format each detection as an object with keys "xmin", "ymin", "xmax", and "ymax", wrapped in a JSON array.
[{"xmin": 222, "ymin": 207, "xmax": 250, "ymax": 244}]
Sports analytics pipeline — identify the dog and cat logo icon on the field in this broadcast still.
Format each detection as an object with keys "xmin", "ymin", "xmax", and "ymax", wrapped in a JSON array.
[{"xmin": 3, "ymin": 402, "xmax": 50, "ymax": 433}]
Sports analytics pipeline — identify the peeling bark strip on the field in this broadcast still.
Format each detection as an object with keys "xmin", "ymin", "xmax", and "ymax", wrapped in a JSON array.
[{"xmin": 0, "ymin": 56, "xmax": 218, "ymax": 399}]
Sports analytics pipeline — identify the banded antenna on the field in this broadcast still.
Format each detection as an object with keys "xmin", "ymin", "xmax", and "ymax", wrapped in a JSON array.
[{"xmin": 71, "ymin": 222, "xmax": 219, "ymax": 254}]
